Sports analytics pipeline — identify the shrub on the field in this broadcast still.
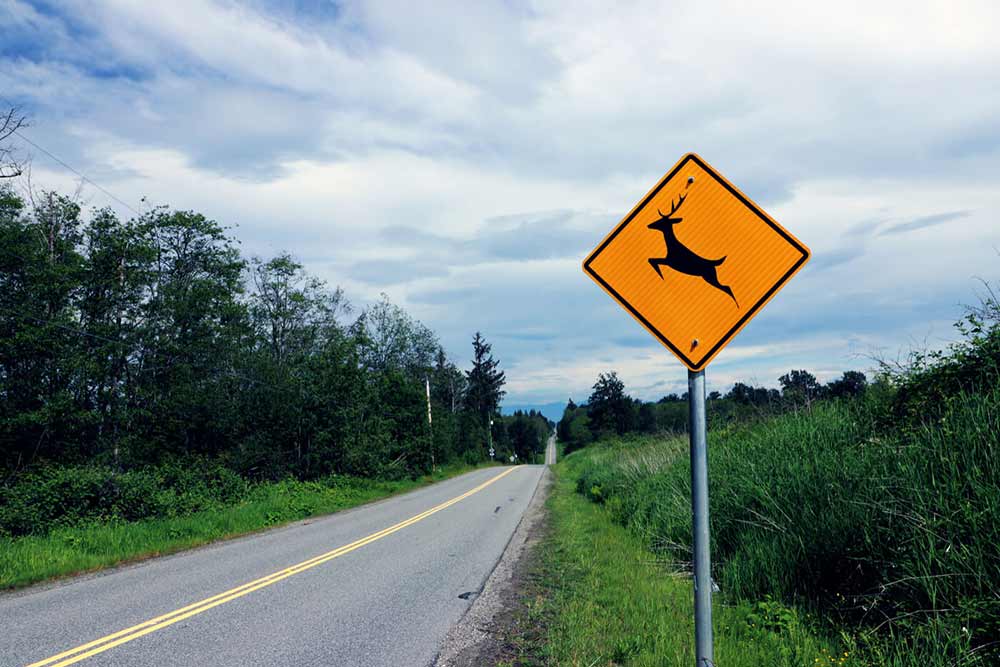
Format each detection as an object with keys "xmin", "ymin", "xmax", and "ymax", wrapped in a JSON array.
[{"xmin": 0, "ymin": 458, "xmax": 252, "ymax": 536}]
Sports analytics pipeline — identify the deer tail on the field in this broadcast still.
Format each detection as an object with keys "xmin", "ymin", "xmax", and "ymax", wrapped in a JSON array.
[{"xmin": 709, "ymin": 255, "xmax": 727, "ymax": 266}]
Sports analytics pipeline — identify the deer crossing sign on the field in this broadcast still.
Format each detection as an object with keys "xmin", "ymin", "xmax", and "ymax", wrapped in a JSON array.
[{"xmin": 583, "ymin": 153, "xmax": 810, "ymax": 371}]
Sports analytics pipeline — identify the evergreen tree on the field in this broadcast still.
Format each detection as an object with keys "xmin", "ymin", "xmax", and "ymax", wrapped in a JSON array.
[{"xmin": 463, "ymin": 332, "xmax": 506, "ymax": 427}]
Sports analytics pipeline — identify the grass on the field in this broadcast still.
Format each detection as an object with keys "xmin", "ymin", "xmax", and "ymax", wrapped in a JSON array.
[
  {"xmin": 0, "ymin": 461, "xmax": 495, "ymax": 590},
  {"xmin": 570, "ymin": 388, "xmax": 1000, "ymax": 665},
  {"xmin": 501, "ymin": 457, "xmax": 848, "ymax": 667},
  {"xmin": 500, "ymin": 453, "xmax": 856, "ymax": 667}
]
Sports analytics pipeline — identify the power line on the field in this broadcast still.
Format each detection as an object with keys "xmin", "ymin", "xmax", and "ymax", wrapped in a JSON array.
[
  {"xmin": 13, "ymin": 130, "xmax": 142, "ymax": 216},
  {"xmin": 1, "ymin": 96, "xmax": 142, "ymax": 216}
]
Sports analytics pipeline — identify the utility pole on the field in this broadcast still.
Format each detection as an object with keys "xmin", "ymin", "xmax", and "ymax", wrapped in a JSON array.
[{"xmin": 425, "ymin": 377, "xmax": 434, "ymax": 471}]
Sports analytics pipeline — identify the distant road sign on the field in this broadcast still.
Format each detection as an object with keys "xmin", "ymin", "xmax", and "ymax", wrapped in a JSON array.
[{"xmin": 583, "ymin": 153, "xmax": 810, "ymax": 371}]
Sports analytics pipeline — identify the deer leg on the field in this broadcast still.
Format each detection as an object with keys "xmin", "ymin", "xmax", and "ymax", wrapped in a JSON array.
[
  {"xmin": 648, "ymin": 258, "xmax": 667, "ymax": 279},
  {"xmin": 703, "ymin": 269, "xmax": 739, "ymax": 307}
]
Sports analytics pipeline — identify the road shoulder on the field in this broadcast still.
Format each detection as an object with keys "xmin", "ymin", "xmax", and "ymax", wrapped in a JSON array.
[{"xmin": 434, "ymin": 466, "xmax": 552, "ymax": 666}]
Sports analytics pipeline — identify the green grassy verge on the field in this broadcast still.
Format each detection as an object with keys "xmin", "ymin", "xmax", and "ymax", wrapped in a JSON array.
[
  {"xmin": 572, "ymin": 387, "xmax": 999, "ymax": 665},
  {"xmin": 504, "ymin": 460, "xmax": 848, "ymax": 667},
  {"xmin": 0, "ymin": 462, "xmax": 495, "ymax": 590}
]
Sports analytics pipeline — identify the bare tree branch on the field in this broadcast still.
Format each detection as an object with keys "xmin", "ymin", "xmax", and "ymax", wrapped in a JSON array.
[{"xmin": 0, "ymin": 105, "xmax": 30, "ymax": 179}]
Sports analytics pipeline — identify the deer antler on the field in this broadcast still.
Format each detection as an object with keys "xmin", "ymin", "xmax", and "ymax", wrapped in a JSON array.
[
  {"xmin": 658, "ymin": 194, "xmax": 686, "ymax": 218},
  {"xmin": 671, "ymin": 193, "xmax": 686, "ymax": 214}
]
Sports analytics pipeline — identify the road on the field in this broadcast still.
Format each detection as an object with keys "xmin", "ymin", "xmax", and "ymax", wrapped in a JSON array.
[
  {"xmin": 1, "ymin": 465, "xmax": 545, "ymax": 667},
  {"xmin": 545, "ymin": 432, "xmax": 557, "ymax": 466}
]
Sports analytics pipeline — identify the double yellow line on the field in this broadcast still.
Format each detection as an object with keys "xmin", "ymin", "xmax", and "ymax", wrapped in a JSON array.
[{"xmin": 27, "ymin": 466, "xmax": 519, "ymax": 667}]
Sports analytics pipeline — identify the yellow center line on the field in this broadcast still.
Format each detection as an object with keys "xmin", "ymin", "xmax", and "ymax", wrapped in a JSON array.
[{"xmin": 26, "ymin": 466, "xmax": 521, "ymax": 667}]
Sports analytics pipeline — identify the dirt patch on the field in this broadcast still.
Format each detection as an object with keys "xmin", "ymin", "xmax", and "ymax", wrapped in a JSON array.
[{"xmin": 434, "ymin": 467, "xmax": 553, "ymax": 667}]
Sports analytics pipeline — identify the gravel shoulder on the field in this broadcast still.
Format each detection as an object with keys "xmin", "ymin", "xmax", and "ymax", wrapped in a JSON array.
[{"xmin": 434, "ymin": 466, "xmax": 552, "ymax": 666}]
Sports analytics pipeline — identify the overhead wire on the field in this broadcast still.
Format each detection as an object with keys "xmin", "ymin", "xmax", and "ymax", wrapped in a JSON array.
[{"xmin": 1, "ymin": 95, "xmax": 142, "ymax": 216}]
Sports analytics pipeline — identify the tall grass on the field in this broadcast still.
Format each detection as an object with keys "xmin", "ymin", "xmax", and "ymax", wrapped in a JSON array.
[
  {"xmin": 503, "ymin": 460, "xmax": 847, "ymax": 667},
  {"xmin": 574, "ymin": 389, "xmax": 1000, "ymax": 665}
]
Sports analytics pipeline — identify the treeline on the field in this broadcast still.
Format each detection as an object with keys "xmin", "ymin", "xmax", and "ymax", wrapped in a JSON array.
[
  {"xmin": 558, "ymin": 367, "xmax": 869, "ymax": 453},
  {"xmin": 0, "ymin": 186, "xmax": 531, "ymax": 488},
  {"xmin": 493, "ymin": 409, "xmax": 553, "ymax": 463}
]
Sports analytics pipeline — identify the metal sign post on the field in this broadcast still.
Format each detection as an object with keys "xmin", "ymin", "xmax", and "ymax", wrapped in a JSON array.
[{"xmin": 688, "ymin": 369, "xmax": 713, "ymax": 666}]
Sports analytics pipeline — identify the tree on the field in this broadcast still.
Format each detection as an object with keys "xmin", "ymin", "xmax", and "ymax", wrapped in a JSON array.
[
  {"xmin": 825, "ymin": 370, "xmax": 868, "ymax": 399},
  {"xmin": 587, "ymin": 371, "xmax": 634, "ymax": 435},
  {"xmin": 0, "ymin": 189, "xmax": 87, "ymax": 466},
  {"xmin": 357, "ymin": 294, "xmax": 437, "ymax": 375},
  {"xmin": 249, "ymin": 253, "xmax": 347, "ymax": 364},
  {"xmin": 0, "ymin": 107, "xmax": 28, "ymax": 180},
  {"xmin": 502, "ymin": 410, "xmax": 548, "ymax": 462},
  {"xmin": 557, "ymin": 399, "xmax": 578, "ymax": 444},
  {"xmin": 779, "ymin": 369, "xmax": 821, "ymax": 407},
  {"xmin": 726, "ymin": 382, "xmax": 754, "ymax": 404},
  {"xmin": 431, "ymin": 346, "xmax": 466, "ymax": 415},
  {"xmin": 0, "ymin": 172, "xmax": 509, "ymax": 485},
  {"xmin": 463, "ymin": 332, "xmax": 506, "ymax": 428},
  {"xmin": 638, "ymin": 402, "xmax": 657, "ymax": 432},
  {"xmin": 77, "ymin": 207, "xmax": 157, "ymax": 461}
]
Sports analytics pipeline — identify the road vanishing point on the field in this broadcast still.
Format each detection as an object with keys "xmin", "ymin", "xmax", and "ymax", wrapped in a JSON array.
[{"xmin": 1, "ymin": 460, "xmax": 553, "ymax": 666}]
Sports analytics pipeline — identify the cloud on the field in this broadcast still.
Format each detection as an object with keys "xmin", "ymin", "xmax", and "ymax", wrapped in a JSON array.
[
  {"xmin": 879, "ymin": 210, "xmax": 972, "ymax": 236},
  {"xmin": 347, "ymin": 259, "xmax": 450, "ymax": 286},
  {"xmin": 4, "ymin": 0, "xmax": 1000, "ymax": 405},
  {"xmin": 808, "ymin": 245, "xmax": 867, "ymax": 272},
  {"xmin": 346, "ymin": 209, "xmax": 609, "ymax": 284}
]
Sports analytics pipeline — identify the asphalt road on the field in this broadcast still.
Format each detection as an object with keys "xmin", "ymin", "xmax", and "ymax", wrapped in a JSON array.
[
  {"xmin": 545, "ymin": 433, "xmax": 557, "ymax": 466},
  {"xmin": 1, "ymin": 465, "xmax": 545, "ymax": 667}
]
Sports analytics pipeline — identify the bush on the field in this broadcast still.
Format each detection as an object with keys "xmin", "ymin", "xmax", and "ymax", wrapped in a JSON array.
[{"xmin": 0, "ymin": 459, "xmax": 252, "ymax": 537}]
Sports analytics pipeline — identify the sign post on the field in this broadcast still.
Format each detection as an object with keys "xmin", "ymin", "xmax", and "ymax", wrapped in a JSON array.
[
  {"xmin": 582, "ymin": 153, "xmax": 810, "ymax": 666},
  {"xmin": 688, "ymin": 369, "xmax": 712, "ymax": 666}
]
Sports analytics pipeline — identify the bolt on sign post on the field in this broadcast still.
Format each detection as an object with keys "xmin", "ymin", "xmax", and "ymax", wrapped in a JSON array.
[{"xmin": 582, "ymin": 153, "xmax": 810, "ymax": 667}]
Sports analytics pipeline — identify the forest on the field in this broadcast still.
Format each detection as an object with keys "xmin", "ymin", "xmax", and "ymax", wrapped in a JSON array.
[{"xmin": 0, "ymin": 184, "xmax": 551, "ymax": 540}]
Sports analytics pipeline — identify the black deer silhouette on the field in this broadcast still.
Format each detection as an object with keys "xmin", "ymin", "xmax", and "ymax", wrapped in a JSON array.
[{"xmin": 647, "ymin": 193, "xmax": 738, "ymax": 306}]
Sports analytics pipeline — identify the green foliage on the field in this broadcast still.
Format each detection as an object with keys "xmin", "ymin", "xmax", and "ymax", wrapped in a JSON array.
[
  {"xmin": 464, "ymin": 331, "xmax": 507, "ymax": 429},
  {"xmin": 778, "ymin": 369, "xmax": 822, "ymax": 406},
  {"xmin": 746, "ymin": 596, "xmax": 800, "ymax": 635},
  {"xmin": 494, "ymin": 409, "xmax": 551, "ymax": 463},
  {"xmin": 879, "ymin": 291, "xmax": 1000, "ymax": 432},
  {"xmin": 586, "ymin": 371, "xmax": 634, "ymax": 436},
  {"xmin": 0, "ymin": 460, "xmax": 250, "ymax": 537},
  {"xmin": 556, "ymin": 400, "xmax": 593, "ymax": 454},
  {"xmin": 570, "ymin": 351, "xmax": 999, "ymax": 665},
  {"xmin": 559, "ymin": 284, "xmax": 1000, "ymax": 664},
  {"xmin": 501, "ymin": 460, "xmax": 845, "ymax": 666},
  {"xmin": 0, "ymin": 183, "xmax": 509, "ymax": 538},
  {"xmin": 0, "ymin": 461, "xmax": 489, "ymax": 589}
]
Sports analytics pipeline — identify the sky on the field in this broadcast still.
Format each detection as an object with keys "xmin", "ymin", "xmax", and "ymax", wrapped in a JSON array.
[{"xmin": 2, "ymin": 0, "xmax": 999, "ymax": 410}]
